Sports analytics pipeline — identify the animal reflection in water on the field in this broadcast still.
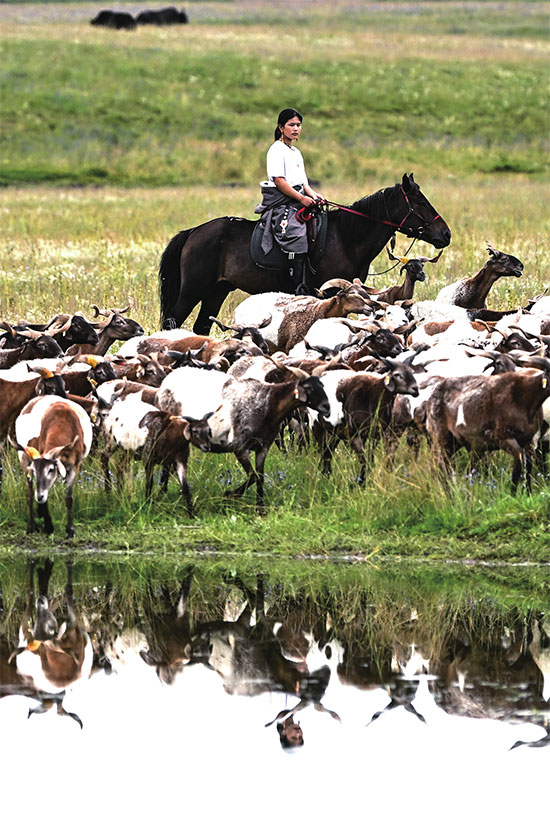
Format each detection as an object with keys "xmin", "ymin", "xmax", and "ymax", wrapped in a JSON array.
[
  {"xmin": 338, "ymin": 608, "xmax": 550, "ymax": 738},
  {"xmin": 1, "ymin": 559, "xmax": 92, "ymax": 727},
  {"xmin": 96, "ymin": 572, "xmax": 549, "ymax": 748},
  {"xmin": 135, "ymin": 572, "xmax": 341, "ymax": 748}
]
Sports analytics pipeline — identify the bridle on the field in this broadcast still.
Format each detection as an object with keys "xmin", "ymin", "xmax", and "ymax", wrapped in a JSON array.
[{"xmin": 319, "ymin": 184, "xmax": 441, "ymax": 239}]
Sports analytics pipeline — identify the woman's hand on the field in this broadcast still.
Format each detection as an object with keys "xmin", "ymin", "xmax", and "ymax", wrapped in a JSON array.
[{"xmin": 299, "ymin": 194, "xmax": 315, "ymax": 207}]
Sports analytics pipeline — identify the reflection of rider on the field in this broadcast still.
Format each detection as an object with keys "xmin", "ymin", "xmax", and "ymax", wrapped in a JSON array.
[
  {"xmin": 255, "ymin": 107, "xmax": 324, "ymax": 296},
  {"xmin": 266, "ymin": 664, "xmax": 341, "ymax": 750}
]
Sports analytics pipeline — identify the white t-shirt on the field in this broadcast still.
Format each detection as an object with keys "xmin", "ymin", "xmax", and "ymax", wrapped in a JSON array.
[{"xmin": 266, "ymin": 140, "xmax": 309, "ymax": 188}]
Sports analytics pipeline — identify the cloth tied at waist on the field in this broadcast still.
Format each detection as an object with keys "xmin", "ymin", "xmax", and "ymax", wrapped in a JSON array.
[{"xmin": 254, "ymin": 184, "xmax": 308, "ymax": 255}]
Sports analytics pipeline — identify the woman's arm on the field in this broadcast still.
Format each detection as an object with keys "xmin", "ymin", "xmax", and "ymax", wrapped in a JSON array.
[{"xmin": 272, "ymin": 176, "xmax": 315, "ymax": 207}]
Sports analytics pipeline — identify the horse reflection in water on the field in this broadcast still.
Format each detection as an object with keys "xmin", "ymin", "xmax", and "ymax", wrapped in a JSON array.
[{"xmin": 1, "ymin": 558, "xmax": 92, "ymax": 727}]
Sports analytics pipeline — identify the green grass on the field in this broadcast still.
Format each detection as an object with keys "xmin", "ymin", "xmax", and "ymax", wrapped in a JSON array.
[
  {"xmin": 1, "ymin": 3, "xmax": 549, "ymax": 185},
  {"xmin": 1, "ymin": 3, "xmax": 549, "ymax": 560}
]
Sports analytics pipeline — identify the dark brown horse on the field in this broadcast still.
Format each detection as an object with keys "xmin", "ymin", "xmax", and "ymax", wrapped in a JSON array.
[{"xmin": 159, "ymin": 173, "xmax": 451, "ymax": 335}]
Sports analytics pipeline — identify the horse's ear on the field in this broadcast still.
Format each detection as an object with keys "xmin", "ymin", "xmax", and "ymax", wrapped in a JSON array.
[{"xmin": 401, "ymin": 173, "xmax": 415, "ymax": 191}]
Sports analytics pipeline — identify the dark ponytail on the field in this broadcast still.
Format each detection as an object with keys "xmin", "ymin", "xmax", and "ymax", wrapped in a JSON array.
[{"xmin": 274, "ymin": 108, "xmax": 303, "ymax": 140}]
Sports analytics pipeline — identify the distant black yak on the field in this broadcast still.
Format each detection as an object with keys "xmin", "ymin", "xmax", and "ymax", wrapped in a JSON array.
[
  {"xmin": 90, "ymin": 10, "xmax": 137, "ymax": 29},
  {"xmin": 136, "ymin": 7, "xmax": 189, "ymax": 24}
]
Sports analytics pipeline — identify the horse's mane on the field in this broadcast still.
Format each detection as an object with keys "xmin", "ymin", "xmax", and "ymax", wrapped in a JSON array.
[{"xmin": 331, "ymin": 184, "xmax": 396, "ymax": 247}]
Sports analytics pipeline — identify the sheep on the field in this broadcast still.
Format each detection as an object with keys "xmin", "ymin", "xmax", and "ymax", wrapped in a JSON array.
[
  {"xmin": 436, "ymin": 244, "xmax": 523, "ymax": 308},
  {"xmin": 12, "ymin": 396, "xmax": 94, "ymax": 536},
  {"xmin": 232, "ymin": 284, "xmax": 372, "ymax": 354},
  {"xmin": 307, "ymin": 358, "xmax": 419, "ymax": 482},
  {"xmin": 65, "ymin": 305, "xmax": 145, "ymax": 357},
  {"xmin": 424, "ymin": 361, "xmax": 550, "ymax": 492},
  {"xmin": 100, "ymin": 391, "xmax": 211, "ymax": 512}
]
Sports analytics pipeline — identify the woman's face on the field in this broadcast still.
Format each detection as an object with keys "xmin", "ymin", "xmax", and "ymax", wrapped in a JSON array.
[{"xmin": 280, "ymin": 117, "xmax": 302, "ymax": 143}]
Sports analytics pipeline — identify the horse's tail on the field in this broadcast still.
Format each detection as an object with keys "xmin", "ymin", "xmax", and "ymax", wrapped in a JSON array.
[{"xmin": 158, "ymin": 228, "xmax": 195, "ymax": 328}]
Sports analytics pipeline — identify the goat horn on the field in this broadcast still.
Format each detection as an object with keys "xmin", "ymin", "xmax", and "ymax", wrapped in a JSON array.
[
  {"xmin": 508, "ymin": 325, "xmax": 541, "ymax": 340},
  {"xmin": 30, "ymin": 366, "xmax": 55, "ymax": 377},
  {"xmin": 47, "ymin": 315, "xmax": 73, "ymax": 334},
  {"xmin": 258, "ymin": 315, "xmax": 272, "ymax": 329},
  {"xmin": 209, "ymin": 316, "xmax": 238, "ymax": 333},
  {"xmin": 17, "ymin": 327, "xmax": 43, "ymax": 340},
  {"xmin": 0, "ymin": 321, "xmax": 17, "ymax": 336},
  {"xmin": 285, "ymin": 365, "xmax": 310, "ymax": 380},
  {"xmin": 319, "ymin": 278, "xmax": 352, "ymax": 292},
  {"xmin": 515, "ymin": 355, "xmax": 550, "ymax": 371}
]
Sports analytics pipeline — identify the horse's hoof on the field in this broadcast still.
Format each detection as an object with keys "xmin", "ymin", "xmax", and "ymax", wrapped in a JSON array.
[{"xmin": 163, "ymin": 317, "xmax": 177, "ymax": 330}]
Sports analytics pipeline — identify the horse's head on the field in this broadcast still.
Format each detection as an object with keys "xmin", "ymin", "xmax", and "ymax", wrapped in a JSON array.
[{"xmin": 390, "ymin": 173, "xmax": 451, "ymax": 250}]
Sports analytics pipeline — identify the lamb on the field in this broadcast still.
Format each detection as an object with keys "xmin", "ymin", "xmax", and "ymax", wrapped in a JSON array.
[
  {"xmin": 100, "ymin": 392, "xmax": 211, "ymax": 513},
  {"xmin": 12, "ymin": 396, "xmax": 94, "ymax": 536},
  {"xmin": 363, "ymin": 248, "xmax": 442, "ymax": 304}
]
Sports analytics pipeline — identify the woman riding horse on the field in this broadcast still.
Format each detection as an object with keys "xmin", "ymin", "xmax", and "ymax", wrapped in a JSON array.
[{"xmin": 254, "ymin": 108, "xmax": 325, "ymax": 296}]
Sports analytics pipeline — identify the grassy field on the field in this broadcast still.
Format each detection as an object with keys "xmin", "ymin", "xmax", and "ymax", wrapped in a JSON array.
[
  {"xmin": 1, "ymin": 2, "xmax": 549, "ymax": 185},
  {"xmin": 1, "ymin": 2, "xmax": 549, "ymax": 558}
]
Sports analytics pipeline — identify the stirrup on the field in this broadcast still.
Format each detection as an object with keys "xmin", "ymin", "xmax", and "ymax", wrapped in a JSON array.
[
  {"xmin": 295, "ymin": 282, "xmax": 312, "ymax": 297},
  {"xmin": 163, "ymin": 317, "xmax": 177, "ymax": 330}
]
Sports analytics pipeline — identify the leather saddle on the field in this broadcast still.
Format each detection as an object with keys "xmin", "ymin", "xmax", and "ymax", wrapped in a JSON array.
[{"xmin": 250, "ymin": 211, "xmax": 328, "ymax": 270}]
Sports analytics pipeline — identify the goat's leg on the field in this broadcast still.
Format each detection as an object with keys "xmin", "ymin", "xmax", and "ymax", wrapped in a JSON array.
[
  {"xmin": 253, "ymin": 446, "xmax": 269, "ymax": 510},
  {"xmin": 26, "ymin": 475, "xmax": 38, "ymax": 533},
  {"xmin": 312, "ymin": 422, "xmax": 336, "ymax": 476},
  {"xmin": 37, "ymin": 501, "xmax": 54, "ymax": 534},
  {"xmin": 65, "ymin": 468, "xmax": 76, "ymax": 538},
  {"xmin": 225, "ymin": 450, "xmax": 257, "ymax": 499},
  {"xmin": 144, "ymin": 460, "xmax": 155, "ymax": 500},
  {"xmin": 349, "ymin": 433, "xmax": 367, "ymax": 484},
  {"xmin": 174, "ymin": 457, "xmax": 194, "ymax": 517},
  {"xmin": 160, "ymin": 465, "xmax": 171, "ymax": 492},
  {"xmin": 101, "ymin": 450, "xmax": 112, "ymax": 493},
  {"xmin": 502, "ymin": 438, "xmax": 525, "ymax": 494}
]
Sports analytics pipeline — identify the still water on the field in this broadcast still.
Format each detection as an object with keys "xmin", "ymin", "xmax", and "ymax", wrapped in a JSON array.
[{"xmin": 1, "ymin": 554, "xmax": 548, "ymax": 824}]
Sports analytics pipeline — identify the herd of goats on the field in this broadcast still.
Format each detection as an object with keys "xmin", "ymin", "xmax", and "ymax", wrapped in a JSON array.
[{"xmin": 1, "ymin": 242, "xmax": 549, "ymax": 537}]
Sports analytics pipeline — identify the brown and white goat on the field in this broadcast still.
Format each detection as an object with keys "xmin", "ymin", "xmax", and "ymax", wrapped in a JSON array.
[
  {"xmin": 232, "ymin": 286, "xmax": 373, "ymax": 354},
  {"xmin": 13, "ymin": 396, "xmax": 93, "ymax": 536},
  {"xmin": 424, "ymin": 359, "xmax": 550, "ymax": 491},
  {"xmin": 100, "ymin": 391, "xmax": 211, "ymax": 514},
  {"xmin": 309, "ymin": 358, "xmax": 419, "ymax": 482},
  {"xmin": 12, "ymin": 559, "xmax": 92, "ymax": 721},
  {"xmin": 436, "ymin": 244, "xmax": 523, "ymax": 308}
]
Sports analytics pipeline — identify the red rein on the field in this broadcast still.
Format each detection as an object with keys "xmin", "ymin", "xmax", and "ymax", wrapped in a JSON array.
[{"xmin": 297, "ymin": 187, "xmax": 440, "ymax": 232}]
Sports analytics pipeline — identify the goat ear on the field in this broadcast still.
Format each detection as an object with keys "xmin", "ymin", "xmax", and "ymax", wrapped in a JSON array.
[
  {"xmin": 294, "ymin": 386, "xmax": 307, "ymax": 403},
  {"xmin": 181, "ymin": 420, "xmax": 192, "ymax": 440},
  {"xmin": 56, "ymin": 460, "xmax": 67, "ymax": 478},
  {"xmin": 383, "ymin": 374, "xmax": 395, "ymax": 390}
]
